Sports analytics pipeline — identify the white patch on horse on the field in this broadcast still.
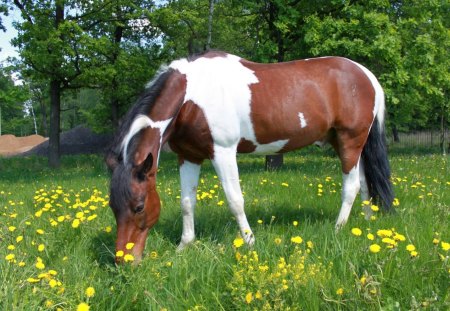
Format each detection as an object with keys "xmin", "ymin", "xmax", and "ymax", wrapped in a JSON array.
[
  {"xmin": 170, "ymin": 53, "xmax": 288, "ymax": 154},
  {"xmin": 122, "ymin": 114, "xmax": 172, "ymax": 163},
  {"xmin": 298, "ymin": 112, "xmax": 307, "ymax": 128},
  {"xmin": 348, "ymin": 60, "xmax": 385, "ymax": 129},
  {"xmin": 336, "ymin": 163, "xmax": 361, "ymax": 229}
]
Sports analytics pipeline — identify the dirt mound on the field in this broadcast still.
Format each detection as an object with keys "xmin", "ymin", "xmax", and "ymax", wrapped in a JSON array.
[
  {"xmin": 23, "ymin": 126, "xmax": 113, "ymax": 156},
  {"xmin": 0, "ymin": 134, "xmax": 48, "ymax": 156},
  {"xmin": 1, "ymin": 126, "xmax": 113, "ymax": 157}
]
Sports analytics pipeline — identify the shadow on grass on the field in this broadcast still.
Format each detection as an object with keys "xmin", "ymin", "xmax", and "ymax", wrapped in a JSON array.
[{"xmin": 90, "ymin": 231, "xmax": 117, "ymax": 267}]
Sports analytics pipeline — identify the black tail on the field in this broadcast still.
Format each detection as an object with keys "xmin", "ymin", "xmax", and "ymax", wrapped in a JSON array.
[{"xmin": 361, "ymin": 117, "xmax": 395, "ymax": 212}]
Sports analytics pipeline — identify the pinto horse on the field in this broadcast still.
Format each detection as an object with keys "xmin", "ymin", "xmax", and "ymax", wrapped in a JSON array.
[{"xmin": 106, "ymin": 51, "xmax": 394, "ymax": 262}]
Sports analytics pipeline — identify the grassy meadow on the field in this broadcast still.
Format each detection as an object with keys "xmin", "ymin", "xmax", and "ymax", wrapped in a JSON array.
[{"xmin": 1, "ymin": 149, "xmax": 449, "ymax": 310}]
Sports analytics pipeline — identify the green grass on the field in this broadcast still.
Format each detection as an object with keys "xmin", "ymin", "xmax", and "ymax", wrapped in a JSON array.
[{"xmin": 1, "ymin": 150, "xmax": 449, "ymax": 310}]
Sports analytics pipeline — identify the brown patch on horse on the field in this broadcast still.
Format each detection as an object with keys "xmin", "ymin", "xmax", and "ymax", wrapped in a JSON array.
[
  {"xmin": 237, "ymin": 138, "xmax": 257, "ymax": 153},
  {"xmin": 169, "ymin": 101, "xmax": 214, "ymax": 164},
  {"xmin": 149, "ymin": 71, "xmax": 187, "ymax": 122},
  {"xmin": 243, "ymin": 58, "xmax": 375, "ymax": 170}
]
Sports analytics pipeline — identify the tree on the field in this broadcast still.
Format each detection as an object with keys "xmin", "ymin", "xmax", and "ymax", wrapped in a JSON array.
[
  {"xmin": 0, "ymin": 65, "xmax": 32, "ymax": 136},
  {"xmin": 9, "ymin": 0, "xmax": 105, "ymax": 167}
]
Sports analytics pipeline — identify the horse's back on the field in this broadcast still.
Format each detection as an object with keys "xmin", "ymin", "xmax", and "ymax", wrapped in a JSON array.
[{"xmin": 169, "ymin": 53, "xmax": 379, "ymax": 157}]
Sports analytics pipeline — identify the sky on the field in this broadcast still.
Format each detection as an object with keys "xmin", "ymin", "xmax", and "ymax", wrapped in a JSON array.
[{"xmin": 0, "ymin": 10, "xmax": 21, "ymax": 63}]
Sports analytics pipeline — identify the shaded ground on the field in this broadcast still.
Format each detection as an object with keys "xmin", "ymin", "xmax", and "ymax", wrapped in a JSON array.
[{"xmin": 0, "ymin": 126, "xmax": 112, "ymax": 157}]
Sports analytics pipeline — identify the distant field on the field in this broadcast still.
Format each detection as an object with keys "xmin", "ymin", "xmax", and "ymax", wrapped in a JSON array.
[{"xmin": 1, "ymin": 150, "xmax": 449, "ymax": 310}]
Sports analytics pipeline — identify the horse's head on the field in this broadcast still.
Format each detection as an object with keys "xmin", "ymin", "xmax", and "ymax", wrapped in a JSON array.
[{"xmin": 107, "ymin": 133, "xmax": 161, "ymax": 264}]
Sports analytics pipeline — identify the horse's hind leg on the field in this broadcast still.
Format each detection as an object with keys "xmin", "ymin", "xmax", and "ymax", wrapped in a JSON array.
[
  {"xmin": 332, "ymin": 131, "xmax": 367, "ymax": 230},
  {"xmin": 359, "ymin": 161, "xmax": 373, "ymax": 220},
  {"xmin": 178, "ymin": 159, "xmax": 201, "ymax": 250},
  {"xmin": 212, "ymin": 145, "xmax": 255, "ymax": 246}
]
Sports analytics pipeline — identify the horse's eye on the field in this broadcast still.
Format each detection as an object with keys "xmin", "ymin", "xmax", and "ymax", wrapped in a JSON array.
[{"xmin": 135, "ymin": 204, "xmax": 145, "ymax": 214}]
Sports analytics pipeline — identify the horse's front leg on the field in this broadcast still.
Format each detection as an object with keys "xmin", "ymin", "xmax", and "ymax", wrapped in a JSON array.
[
  {"xmin": 178, "ymin": 159, "xmax": 201, "ymax": 251},
  {"xmin": 212, "ymin": 145, "xmax": 255, "ymax": 246}
]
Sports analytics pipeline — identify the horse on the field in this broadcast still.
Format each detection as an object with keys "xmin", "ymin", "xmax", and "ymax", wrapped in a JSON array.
[{"xmin": 106, "ymin": 51, "xmax": 394, "ymax": 263}]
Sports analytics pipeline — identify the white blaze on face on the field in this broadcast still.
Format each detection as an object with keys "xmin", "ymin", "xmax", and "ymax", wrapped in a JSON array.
[
  {"xmin": 170, "ymin": 54, "xmax": 288, "ymax": 154},
  {"xmin": 122, "ymin": 114, "xmax": 172, "ymax": 163},
  {"xmin": 298, "ymin": 112, "xmax": 307, "ymax": 128}
]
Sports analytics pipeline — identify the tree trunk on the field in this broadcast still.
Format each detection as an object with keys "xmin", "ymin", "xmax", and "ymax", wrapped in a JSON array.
[
  {"xmin": 48, "ymin": 79, "xmax": 61, "ymax": 168},
  {"xmin": 440, "ymin": 106, "xmax": 446, "ymax": 156},
  {"xmin": 39, "ymin": 97, "xmax": 48, "ymax": 136},
  {"xmin": 206, "ymin": 0, "xmax": 214, "ymax": 50},
  {"xmin": 110, "ymin": 15, "xmax": 123, "ymax": 129},
  {"xmin": 392, "ymin": 125, "xmax": 400, "ymax": 143},
  {"xmin": 111, "ymin": 96, "xmax": 119, "ymax": 129}
]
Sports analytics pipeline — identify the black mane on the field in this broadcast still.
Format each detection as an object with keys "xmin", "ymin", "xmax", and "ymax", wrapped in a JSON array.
[{"xmin": 107, "ymin": 67, "xmax": 175, "ymax": 164}]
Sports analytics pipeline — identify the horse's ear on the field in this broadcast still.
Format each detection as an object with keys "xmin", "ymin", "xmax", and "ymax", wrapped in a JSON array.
[
  {"xmin": 134, "ymin": 152, "xmax": 153, "ymax": 181},
  {"xmin": 105, "ymin": 151, "xmax": 120, "ymax": 172}
]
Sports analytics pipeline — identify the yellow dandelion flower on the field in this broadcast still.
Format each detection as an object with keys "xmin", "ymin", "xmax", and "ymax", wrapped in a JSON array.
[
  {"xmin": 377, "ymin": 229, "xmax": 393, "ymax": 238},
  {"xmin": 432, "ymin": 238, "xmax": 440, "ymax": 245},
  {"xmin": 77, "ymin": 302, "xmax": 90, "ymax": 311},
  {"xmin": 8, "ymin": 226, "xmax": 16, "ymax": 232},
  {"xmin": 362, "ymin": 200, "xmax": 371, "ymax": 205},
  {"xmin": 45, "ymin": 300, "xmax": 53, "ymax": 308},
  {"xmin": 393, "ymin": 198, "xmax": 400, "ymax": 206},
  {"xmin": 367, "ymin": 233, "xmax": 375, "ymax": 240},
  {"xmin": 87, "ymin": 214, "xmax": 97, "ymax": 221},
  {"xmin": 124, "ymin": 254, "xmax": 134, "ymax": 262},
  {"xmin": 410, "ymin": 251, "xmax": 418, "ymax": 258},
  {"xmin": 233, "ymin": 237, "xmax": 244, "ymax": 248},
  {"xmin": 72, "ymin": 219, "xmax": 80, "ymax": 228},
  {"xmin": 36, "ymin": 229, "xmax": 44, "ymax": 235},
  {"xmin": 406, "ymin": 244, "xmax": 416, "ymax": 252},
  {"xmin": 274, "ymin": 237, "xmax": 282, "ymax": 245},
  {"xmin": 369, "ymin": 244, "xmax": 381, "ymax": 253},
  {"xmin": 7, "ymin": 245, "xmax": 15, "ymax": 250},
  {"xmin": 126, "ymin": 242, "xmax": 135, "ymax": 250},
  {"xmin": 441, "ymin": 241, "xmax": 450, "ymax": 251},
  {"xmin": 49, "ymin": 279, "xmax": 57, "ymax": 288},
  {"xmin": 281, "ymin": 182, "xmax": 289, "ymax": 187},
  {"xmin": 293, "ymin": 220, "xmax": 298, "ymax": 226},
  {"xmin": 336, "ymin": 288, "xmax": 344, "ymax": 295},
  {"xmin": 393, "ymin": 233, "xmax": 406, "ymax": 241},
  {"xmin": 85, "ymin": 287, "xmax": 95, "ymax": 297},
  {"xmin": 16, "ymin": 235, "xmax": 23, "ymax": 243},
  {"xmin": 255, "ymin": 290, "xmax": 262, "ymax": 299},
  {"xmin": 360, "ymin": 276, "xmax": 367, "ymax": 285},
  {"xmin": 381, "ymin": 238, "xmax": 397, "ymax": 246},
  {"xmin": 245, "ymin": 292, "xmax": 253, "ymax": 304},
  {"xmin": 291, "ymin": 236, "xmax": 303, "ymax": 244},
  {"xmin": 370, "ymin": 205, "xmax": 379, "ymax": 212},
  {"xmin": 351, "ymin": 228, "xmax": 362, "ymax": 236},
  {"xmin": 36, "ymin": 261, "xmax": 45, "ymax": 270},
  {"xmin": 18, "ymin": 261, "xmax": 26, "ymax": 267},
  {"xmin": 27, "ymin": 277, "xmax": 40, "ymax": 283},
  {"xmin": 5, "ymin": 254, "xmax": 15, "ymax": 261},
  {"xmin": 307, "ymin": 241, "xmax": 314, "ymax": 249},
  {"xmin": 104, "ymin": 226, "xmax": 112, "ymax": 233},
  {"xmin": 115, "ymin": 250, "xmax": 124, "ymax": 257}
]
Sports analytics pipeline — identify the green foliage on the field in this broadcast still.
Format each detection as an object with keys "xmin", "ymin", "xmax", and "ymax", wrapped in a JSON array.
[
  {"xmin": 2, "ymin": 0, "xmax": 449, "ymax": 139},
  {"xmin": 0, "ymin": 65, "xmax": 33, "ymax": 135}
]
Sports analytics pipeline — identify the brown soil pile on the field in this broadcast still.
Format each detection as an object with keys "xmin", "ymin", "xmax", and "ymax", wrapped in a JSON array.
[
  {"xmin": 0, "ymin": 126, "xmax": 113, "ymax": 157},
  {"xmin": 0, "ymin": 134, "xmax": 48, "ymax": 156}
]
